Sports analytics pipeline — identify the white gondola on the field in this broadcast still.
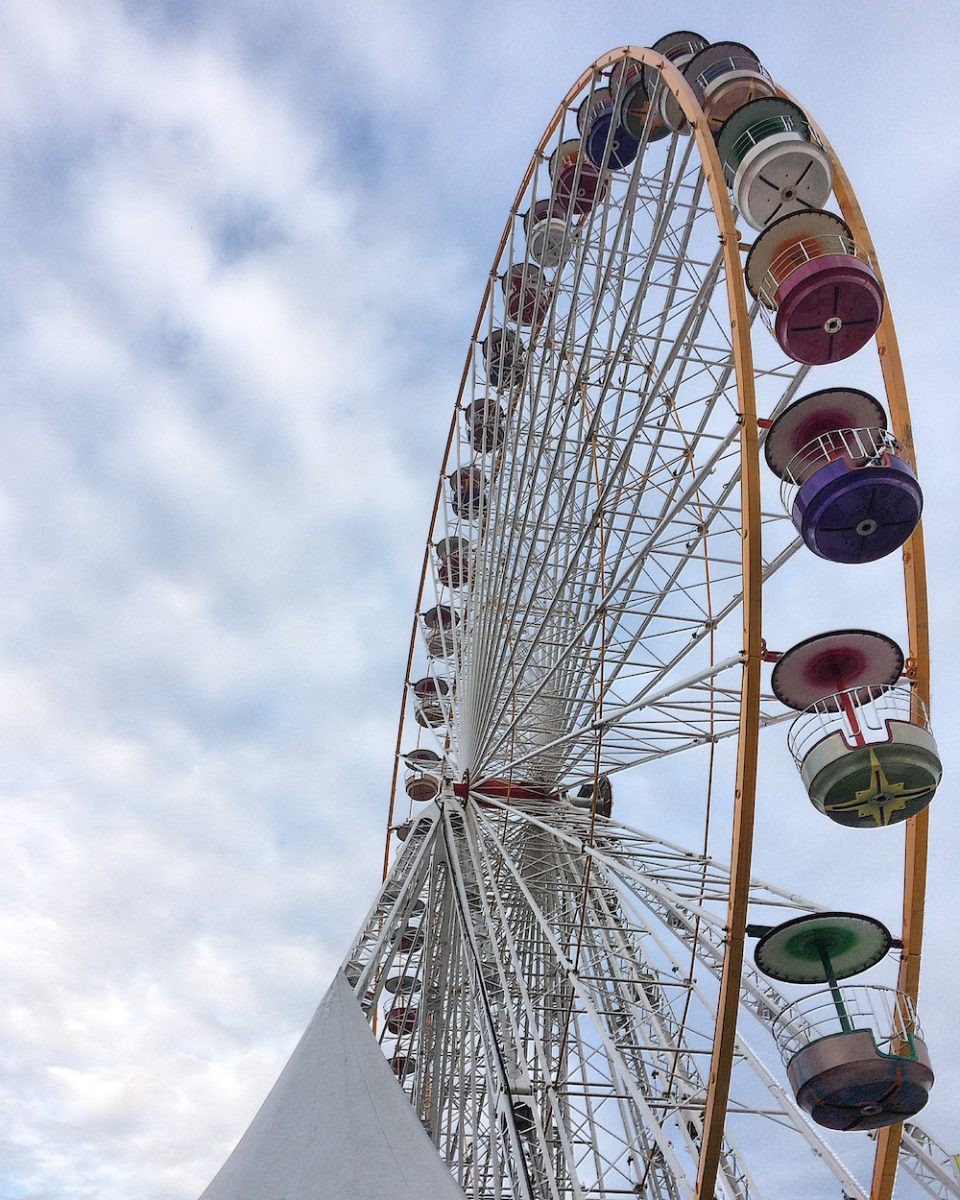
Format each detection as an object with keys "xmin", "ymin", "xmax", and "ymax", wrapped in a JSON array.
[
  {"xmin": 650, "ymin": 30, "xmax": 709, "ymax": 132},
  {"xmin": 410, "ymin": 677, "xmax": 449, "ymax": 729},
  {"xmin": 717, "ymin": 97, "xmax": 832, "ymax": 231}
]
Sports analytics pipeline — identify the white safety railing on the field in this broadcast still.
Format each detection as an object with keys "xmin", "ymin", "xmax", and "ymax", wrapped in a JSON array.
[
  {"xmin": 662, "ymin": 38, "xmax": 706, "ymax": 64},
  {"xmin": 721, "ymin": 114, "xmax": 816, "ymax": 183},
  {"xmin": 772, "ymin": 984, "xmax": 921, "ymax": 1065},
  {"xmin": 404, "ymin": 769, "xmax": 441, "ymax": 800},
  {"xmin": 779, "ymin": 425, "xmax": 900, "ymax": 507},
  {"xmin": 756, "ymin": 231, "xmax": 872, "ymax": 309},
  {"xmin": 694, "ymin": 54, "xmax": 771, "ymax": 91},
  {"xmin": 787, "ymin": 681, "xmax": 929, "ymax": 767}
]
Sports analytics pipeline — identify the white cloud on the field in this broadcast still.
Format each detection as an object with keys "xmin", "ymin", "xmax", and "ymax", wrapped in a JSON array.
[{"xmin": 0, "ymin": 2, "xmax": 956, "ymax": 1197}]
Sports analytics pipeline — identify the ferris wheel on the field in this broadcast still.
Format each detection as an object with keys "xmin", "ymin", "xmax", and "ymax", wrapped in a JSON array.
[{"xmin": 200, "ymin": 35, "xmax": 955, "ymax": 1200}]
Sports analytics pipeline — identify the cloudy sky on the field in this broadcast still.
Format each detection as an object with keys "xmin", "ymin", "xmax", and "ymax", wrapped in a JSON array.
[{"xmin": 0, "ymin": 2, "xmax": 957, "ymax": 1197}]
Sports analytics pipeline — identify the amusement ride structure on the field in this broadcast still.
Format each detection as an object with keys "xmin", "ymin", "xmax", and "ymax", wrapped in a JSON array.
[{"xmin": 200, "ymin": 35, "xmax": 955, "ymax": 1200}]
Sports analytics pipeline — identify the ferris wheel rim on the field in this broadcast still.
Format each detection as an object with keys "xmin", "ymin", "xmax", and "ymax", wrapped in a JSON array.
[{"xmin": 382, "ymin": 46, "xmax": 932, "ymax": 1200}]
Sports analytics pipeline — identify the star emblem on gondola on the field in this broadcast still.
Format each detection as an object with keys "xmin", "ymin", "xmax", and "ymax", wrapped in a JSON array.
[{"xmin": 825, "ymin": 750, "xmax": 933, "ymax": 827}]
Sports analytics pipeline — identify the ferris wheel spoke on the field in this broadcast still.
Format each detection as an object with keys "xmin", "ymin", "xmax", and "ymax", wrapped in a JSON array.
[
  {"xmin": 475, "ymin": 805, "xmax": 767, "ymax": 1200},
  {"xmin": 468, "ymin": 280, "xmax": 777, "ymax": 777},
  {"xmin": 437, "ymin": 812, "xmax": 542, "ymax": 1197},
  {"xmin": 473, "ymin": 645, "xmax": 745, "ymax": 781},
  {"xmin": 506, "ymin": 514, "xmax": 798, "ymax": 780},
  {"xmin": 449, "ymin": 807, "xmax": 592, "ymax": 1199},
  {"xmin": 469, "ymin": 261, "xmax": 736, "ymax": 776},
  {"xmin": 464, "ymin": 149, "xmax": 714, "ymax": 724},
  {"xmin": 469, "ymin": 808, "xmax": 701, "ymax": 1198},
  {"xmin": 472, "ymin": 800, "xmax": 809, "ymax": 926},
  {"xmin": 473, "ymin": 803, "xmax": 877, "ymax": 1199}
]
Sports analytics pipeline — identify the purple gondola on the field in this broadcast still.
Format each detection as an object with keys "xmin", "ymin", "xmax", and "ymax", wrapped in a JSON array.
[{"xmin": 764, "ymin": 388, "xmax": 922, "ymax": 563}]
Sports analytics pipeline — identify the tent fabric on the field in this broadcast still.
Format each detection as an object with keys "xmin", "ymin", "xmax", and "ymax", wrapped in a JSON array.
[{"xmin": 199, "ymin": 971, "xmax": 467, "ymax": 1200}]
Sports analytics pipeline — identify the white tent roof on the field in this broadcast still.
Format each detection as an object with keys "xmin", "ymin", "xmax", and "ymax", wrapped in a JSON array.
[{"xmin": 199, "ymin": 970, "xmax": 467, "ymax": 1200}]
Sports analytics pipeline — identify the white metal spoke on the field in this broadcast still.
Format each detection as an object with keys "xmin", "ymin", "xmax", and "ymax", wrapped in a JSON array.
[{"xmin": 349, "ymin": 796, "xmax": 952, "ymax": 1200}]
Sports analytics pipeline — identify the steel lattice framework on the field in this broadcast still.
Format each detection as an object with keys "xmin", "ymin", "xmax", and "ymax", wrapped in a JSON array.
[
  {"xmin": 361, "ymin": 43, "xmax": 950, "ymax": 1200},
  {"xmin": 351, "ymin": 804, "xmax": 956, "ymax": 1200}
]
